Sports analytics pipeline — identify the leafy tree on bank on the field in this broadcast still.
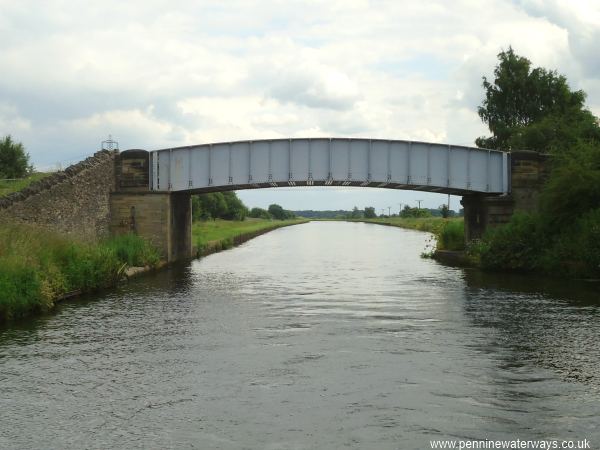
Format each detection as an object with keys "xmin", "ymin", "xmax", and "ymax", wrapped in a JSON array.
[
  {"xmin": 249, "ymin": 207, "xmax": 271, "ymax": 219},
  {"xmin": 0, "ymin": 136, "xmax": 32, "ymax": 179},
  {"xmin": 268, "ymin": 203, "xmax": 295, "ymax": 220},
  {"xmin": 476, "ymin": 47, "xmax": 600, "ymax": 152},
  {"xmin": 192, "ymin": 192, "xmax": 247, "ymax": 221},
  {"xmin": 364, "ymin": 206, "xmax": 377, "ymax": 218},
  {"xmin": 400, "ymin": 205, "xmax": 431, "ymax": 218},
  {"xmin": 343, "ymin": 206, "xmax": 364, "ymax": 219},
  {"xmin": 471, "ymin": 48, "xmax": 600, "ymax": 278},
  {"xmin": 439, "ymin": 204, "xmax": 450, "ymax": 218}
]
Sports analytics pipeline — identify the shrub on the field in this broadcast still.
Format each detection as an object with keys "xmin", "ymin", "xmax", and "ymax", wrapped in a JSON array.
[
  {"xmin": 436, "ymin": 220, "xmax": 465, "ymax": 251},
  {"xmin": 103, "ymin": 233, "xmax": 160, "ymax": 267},
  {"xmin": 478, "ymin": 213, "xmax": 547, "ymax": 271},
  {"xmin": 0, "ymin": 225, "xmax": 161, "ymax": 321},
  {"xmin": 538, "ymin": 208, "xmax": 600, "ymax": 278}
]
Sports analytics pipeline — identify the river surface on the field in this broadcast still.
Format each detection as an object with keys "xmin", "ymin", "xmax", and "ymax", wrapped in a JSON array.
[{"xmin": 1, "ymin": 222, "xmax": 599, "ymax": 449}]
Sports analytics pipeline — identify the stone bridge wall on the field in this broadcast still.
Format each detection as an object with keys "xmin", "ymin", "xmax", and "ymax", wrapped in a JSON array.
[
  {"xmin": 462, "ymin": 150, "xmax": 549, "ymax": 241},
  {"xmin": 0, "ymin": 150, "xmax": 118, "ymax": 241}
]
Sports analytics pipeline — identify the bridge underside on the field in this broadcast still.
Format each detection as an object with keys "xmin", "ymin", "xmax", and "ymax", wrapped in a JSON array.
[{"xmin": 181, "ymin": 181, "xmax": 496, "ymax": 197}]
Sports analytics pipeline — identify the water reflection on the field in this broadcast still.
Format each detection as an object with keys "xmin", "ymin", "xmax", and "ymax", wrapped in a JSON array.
[{"xmin": 0, "ymin": 221, "xmax": 598, "ymax": 449}]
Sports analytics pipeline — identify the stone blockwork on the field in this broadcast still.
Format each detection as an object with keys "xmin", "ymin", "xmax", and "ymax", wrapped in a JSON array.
[
  {"xmin": 461, "ymin": 150, "xmax": 549, "ymax": 241},
  {"xmin": 510, "ymin": 150, "xmax": 550, "ymax": 212},
  {"xmin": 0, "ymin": 150, "xmax": 118, "ymax": 241},
  {"xmin": 110, "ymin": 149, "xmax": 192, "ymax": 262},
  {"xmin": 109, "ymin": 192, "xmax": 191, "ymax": 262}
]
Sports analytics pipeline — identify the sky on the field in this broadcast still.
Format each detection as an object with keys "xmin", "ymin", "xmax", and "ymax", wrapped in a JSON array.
[{"xmin": 1, "ymin": 0, "xmax": 599, "ymax": 211}]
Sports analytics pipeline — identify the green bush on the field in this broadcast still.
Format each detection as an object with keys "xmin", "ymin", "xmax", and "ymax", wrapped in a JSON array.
[
  {"xmin": 436, "ymin": 220, "xmax": 465, "ymax": 251},
  {"xmin": 104, "ymin": 233, "xmax": 160, "ymax": 267},
  {"xmin": 0, "ymin": 258, "xmax": 42, "ymax": 319},
  {"xmin": 478, "ymin": 213, "xmax": 547, "ymax": 271},
  {"xmin": 538, "ymin": 208, "xmax": 600, "ymax": 278},
  {"xmin": 0, "ymin": 225, "xmax": 161, "ymax": 321}
]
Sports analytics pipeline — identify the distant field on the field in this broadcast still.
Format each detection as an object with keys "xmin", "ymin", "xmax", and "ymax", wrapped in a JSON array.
[{"xmin": 0, "ymin": 173, "xmax": 51, "ymax": 197}]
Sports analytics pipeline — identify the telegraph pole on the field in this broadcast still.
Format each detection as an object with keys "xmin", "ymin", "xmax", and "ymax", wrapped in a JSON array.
[
  {"xmin": 416, "ymin": 200, "xmax": 423, "ymax": 210},
  {"xmin": 387, "ymin": 206, "xmax": 391, "ymax": 216}
]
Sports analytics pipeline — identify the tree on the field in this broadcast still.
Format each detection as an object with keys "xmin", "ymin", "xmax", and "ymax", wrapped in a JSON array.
[
  {"xmin": 249, "ymin": 207, "xmax": 271, "ymax": 219},
  {"xmin": 439, "ymin": 204, "xmax": 450, "ymax": 218},
  {"xmin": 351, "ymin": 206, "xmax": 362, "ymax": 219},
  {"xmin": 268, "ymin": 204, "xmax": 286, "ymax": 220},
  {"xmin": 221, "ymin": 191, "xmax": 248, "ymax": 221},
  {"xmin": 400, "ymin": 205, "xmax": 431, "ymax": 218},
  {"xmin": 476, "ymin": 47, "xmax": 600, "ymax": 152},
  {"xmin": 364, "ymin": 206, "xmax": 376, "ymax": 218},
  {"xmin": 0, "ymin": 136, "xmax": 32, "ymax": 179},
  {"xmin": 192, "ymin": 192, "xmax": 248, "ymax": 221}
]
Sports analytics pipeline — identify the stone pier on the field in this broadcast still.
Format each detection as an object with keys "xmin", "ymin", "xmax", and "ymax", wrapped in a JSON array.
[
  {"xmin": 109, "ymin": 150, "xmax": 192, "ymax": 262},
  {"xmin": 461, "ymin": 150, "xmax": 549, "ymax": 242}
]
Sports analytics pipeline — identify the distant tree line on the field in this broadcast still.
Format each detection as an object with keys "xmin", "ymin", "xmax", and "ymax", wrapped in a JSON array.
[
  {"xmin": 293, "ymin": 206, "xmax": 461, "ymax": 219},
  {"xmin": 192, "ymin": 192, "xmax": 295, "ymax": 222},
  {"xmin": 249, "ymin": 204, "xmax": 296, "ymax": 220}
]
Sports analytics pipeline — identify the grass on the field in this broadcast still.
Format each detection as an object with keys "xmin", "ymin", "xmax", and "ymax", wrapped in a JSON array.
[
  {"xmin": 192, "ymin": 218, "xmax": 308, "ymax": 255},
  {"xmin": 0, "ymin": 223, "xmax": 160, "ymax": 321},
  {"xmin": 0, "ymin": 172, "xmax": 51, "ymax": 197},
  {"xmin": 325, "ymin": 216, "xmax": 466, "ymax": 254}
]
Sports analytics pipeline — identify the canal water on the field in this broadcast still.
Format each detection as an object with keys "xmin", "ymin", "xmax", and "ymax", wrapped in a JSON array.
[{"xmin": 1, "ymin": 221, "xmax": 599, "ymax": 449}]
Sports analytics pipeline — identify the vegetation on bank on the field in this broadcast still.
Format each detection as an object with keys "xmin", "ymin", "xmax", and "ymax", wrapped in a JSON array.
[
  {"xmin": 0, "ymin": 225, "xmax": 160, "ymax": 321},
  {"xmin": 466, "ymin": 48, "xmax": 600, "ymax": 279},
  {"xmin": 353, "ymin": 217, "xmax": 465, "ymax": 252},
  {"xmin": 192, "ymin": 218, "xmax": 308, "ymax": 255},
  {"xmin": 298, "ymin": 204, "xmax": 461, "ymax": 220}
]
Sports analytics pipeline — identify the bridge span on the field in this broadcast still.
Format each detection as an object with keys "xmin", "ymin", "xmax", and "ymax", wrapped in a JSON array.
[
  {"xmin": 148, "ymin": 138, "xmax": 510, "ymax": 196},
  {"xmin": 109, "ymin": 139, "xmax": 547, "ymax": 262}
]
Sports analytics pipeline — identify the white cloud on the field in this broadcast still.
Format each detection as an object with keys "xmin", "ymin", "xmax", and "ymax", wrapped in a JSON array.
[{"xmin": 0, "ymin": 0, "xmax": 597, "ymax": 207}]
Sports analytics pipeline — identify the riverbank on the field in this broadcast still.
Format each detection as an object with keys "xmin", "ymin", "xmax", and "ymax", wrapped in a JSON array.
[
  {"xmin": 192, "ymin": 218, "xmax": 309, "ymax": 257},
  {"xmin": 319, "ymin": 217, "xmax": 465, "ymax": 252},
  {"xmin": 0, "ymin": 224, "xmax": 160, "ymax": 322}
]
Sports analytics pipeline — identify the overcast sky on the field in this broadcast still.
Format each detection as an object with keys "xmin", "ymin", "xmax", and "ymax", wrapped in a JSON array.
[{"xmin": 1, "ymin": 0, "xmax": 598, "ymax": 210}]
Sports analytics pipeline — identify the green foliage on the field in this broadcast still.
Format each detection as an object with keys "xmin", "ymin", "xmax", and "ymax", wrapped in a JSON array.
[
  {"xmin": 0, "ymin": 225, "xmax": 161, "ymax": 321},
  {"xmin": 476, "ymin": 47, "xmax": 599, "ymax": 152},
  {"xmin": 477, "ymin": 213, "xmax": 547, "ymax": 271},
  {"xmin": 400, "ymin": 205, "xmax": 431, "ymax": 218},
  {"xmin": 471, "ymin": 48, "xmax": 600, "ymax": 278},
  {"xmin": 104, "ymin": 233, "xmax": 160, "ymax": 267},
  {"xmin": 248, "ymin": 207, "xmax": 271, "ymax": 219},
  {"xmin": 268, "ymin": 203, "xmax": 295, "ymax": 220},
  {"xmin": 363, "ymin": 206, "xmax": 377, "ymax": 218},
  {"xmin": 192, "ymin": 191, "xmax": 248, "ymax": 221},
  {"xmin": 540, "ymin": 141, "xmax": 600, "ymax": 230},
  {"xmin": 435, "ymin": 220, "xmax": 464, "ymax": 251},
  {"xmin": 0, "ymin": 135, "xmax": 33, "ymax": 179},
  {"xmin": 537, "ymin": 208, "xmax": 600, "ymax": 278},
  {"xmin": 439, "ymin": 204, "xmax": 450, "ymax": 218}
]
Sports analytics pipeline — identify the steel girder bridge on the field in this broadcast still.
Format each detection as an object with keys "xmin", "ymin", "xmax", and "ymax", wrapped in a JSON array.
[{"xmin": 148, "ymin": 138, "xmax": 510, "ymax": 196}]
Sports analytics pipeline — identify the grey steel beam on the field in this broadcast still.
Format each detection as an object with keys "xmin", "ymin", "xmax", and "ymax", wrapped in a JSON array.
[{"xmin": 148, "ymin": 137, "xmax": 509, "ymax": 195}]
